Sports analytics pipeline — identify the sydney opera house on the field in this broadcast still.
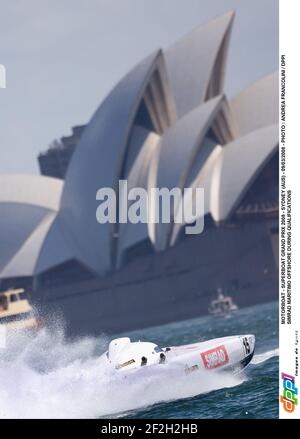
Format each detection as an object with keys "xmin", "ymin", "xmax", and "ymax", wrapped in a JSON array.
[{"xmin": 0, "ymin": 11, "xmax": 278, "ymax": 334}]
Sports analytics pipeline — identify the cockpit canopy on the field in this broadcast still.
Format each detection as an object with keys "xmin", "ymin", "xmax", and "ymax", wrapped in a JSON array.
[{"xmin": 107, "ymin": 337, "xmax": 164, "ymax": 370}]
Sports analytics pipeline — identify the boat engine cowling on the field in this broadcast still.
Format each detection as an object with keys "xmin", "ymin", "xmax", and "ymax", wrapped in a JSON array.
[{"xmin": 108, "ymin": 337, "xmax": 131, "ymax": 363}]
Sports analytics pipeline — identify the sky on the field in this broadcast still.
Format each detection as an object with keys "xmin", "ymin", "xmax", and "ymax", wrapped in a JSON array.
[{"xmin": 0, "ymin": 0, "xmax": 279, "ymax": 175}]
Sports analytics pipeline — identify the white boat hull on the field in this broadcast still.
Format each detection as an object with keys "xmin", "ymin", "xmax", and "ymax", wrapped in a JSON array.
[
  {"xmin": 101, "ymin": 334, "xmax": 255, "ymax": 379},
  {"xmin": 165, "ymin": 335, "xmax": 255, "ymax": 374}
]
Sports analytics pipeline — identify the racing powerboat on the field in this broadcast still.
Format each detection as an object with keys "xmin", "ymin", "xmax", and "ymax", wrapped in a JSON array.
[{"xmin": 102, "ymin": 334, "xmax": 255, "ymax": 376}]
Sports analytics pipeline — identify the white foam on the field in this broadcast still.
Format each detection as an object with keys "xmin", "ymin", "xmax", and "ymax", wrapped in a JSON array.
[
  {"xmin": 0, "ymin": 325, "xmax": 246, "ymax": 419},
  {"xmin": 252, "ymin": 348, "xmax": 279, "ymax": 365}
]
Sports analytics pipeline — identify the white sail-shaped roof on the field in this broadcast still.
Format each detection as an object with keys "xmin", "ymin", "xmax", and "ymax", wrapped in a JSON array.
[
  {"xmin": 0, "ymin": 213, "xmax": 56, "ymax": 278},
  {"xmin": 210, "ymin": 124, "xmax": 278, "ymax": 222},
  {"xmin": 0, "ymin": 215, "xmax": 80, "ymax": 280},
  {"xmin": 117, "ymin": 125, "xmax": 160, "ymax": 266},
  {"xmin": 0, "ymin": 175, "xmax": 63, "ymax": 277},
  {"xmin": 59, "ymin": 51, "xmax": 176, "ymax": 275},
  {"xmin": 170, "ymin": 144, "xmax": 222, "ymax": 246},
  {"xmin": 165, "ymin": 11, "xmax": 235, "ymax": 118},
  {"xmin": 0, "ymin": 174, "xmax": 62, "ymax": 211},
  {"xmin": 153, "ymin": 95, "xmax": 224, "ymax": 250},
  {"xmin": 230, "ymin": 72, "xmax": 279, "ymax": 137}
]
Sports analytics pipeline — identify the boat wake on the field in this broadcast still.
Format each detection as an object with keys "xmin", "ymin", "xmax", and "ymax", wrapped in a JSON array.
[
  {"xmin": 0, "ymin": 326, "xmax": 247, "ymax": 419},
  {"xmin": 251, "ymin": 348, "xmax": 279, "ymax": 365}
]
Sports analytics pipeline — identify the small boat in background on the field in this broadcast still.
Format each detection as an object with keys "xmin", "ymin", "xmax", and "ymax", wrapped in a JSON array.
[
  {"xmin": 0, "ymin": 288, "xmax": 42, "ymax": 332},
  {"xmin": 208, "ymin": 289, "xmax": 238, "ymax": 317}
]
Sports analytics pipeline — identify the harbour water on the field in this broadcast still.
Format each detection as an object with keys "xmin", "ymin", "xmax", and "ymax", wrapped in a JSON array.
[
  {"xmin": 0, "ymin": 301, "xmax": 278, "ymax": 419},
  {"xmin": 124, "ymin": 301, "xmax": 278, "ymax": 419}
]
